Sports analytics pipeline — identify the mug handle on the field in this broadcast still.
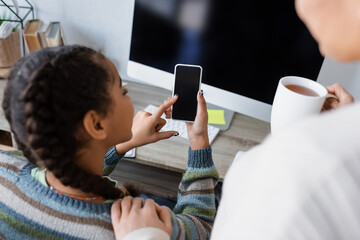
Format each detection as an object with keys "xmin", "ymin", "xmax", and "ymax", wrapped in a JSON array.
[
  {"xmin": 326, "ymin": 93, "xmax": 337, "ymax": 99},
  {"xmin": 321, "ymin": 94, "xmax": 340, "ymax": 112}
]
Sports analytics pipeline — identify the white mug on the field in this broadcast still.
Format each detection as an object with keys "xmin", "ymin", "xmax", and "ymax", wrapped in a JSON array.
[{"xmin": 271, "ymin": 76, "xmax": 328, "ymax": 134}]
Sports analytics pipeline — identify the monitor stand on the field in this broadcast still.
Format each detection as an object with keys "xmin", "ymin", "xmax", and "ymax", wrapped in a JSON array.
[{"xmin": 207, "ymin": 103, "xmax": 235, "ymax": 131}]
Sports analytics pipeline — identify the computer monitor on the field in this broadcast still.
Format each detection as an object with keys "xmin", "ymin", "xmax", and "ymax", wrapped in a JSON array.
[{"xmin": 127, "ymin": 0, "xmax": 324, "ymax": 123}]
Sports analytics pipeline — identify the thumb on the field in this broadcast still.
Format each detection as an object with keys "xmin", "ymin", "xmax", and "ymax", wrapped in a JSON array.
[
  {"xmin": 196, "ymin": 89, "xmax": 207, "ymax": 119},
  {"xmin": 197, "ymin": 90, "xmax": 207, "ymax": 114}
]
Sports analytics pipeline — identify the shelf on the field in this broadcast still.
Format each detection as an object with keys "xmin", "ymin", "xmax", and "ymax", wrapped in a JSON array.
[{"xmin": 0, "ymin": 0, "xmax": 34, "ymax": 55}]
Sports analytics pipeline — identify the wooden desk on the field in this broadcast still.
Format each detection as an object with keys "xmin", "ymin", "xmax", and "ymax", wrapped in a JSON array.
[
  {"xmin": 0, "ymin": 79, "xmax": 271, "ymax": 180},
  {"xmin": 125, "ymin": 81, "xmax": 270, "ymax": 180}
]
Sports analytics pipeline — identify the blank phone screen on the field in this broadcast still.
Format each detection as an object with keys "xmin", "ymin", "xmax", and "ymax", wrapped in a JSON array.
[{"xmin": 172, "ymin": 65, "xmax": 202, "ymax": 121}]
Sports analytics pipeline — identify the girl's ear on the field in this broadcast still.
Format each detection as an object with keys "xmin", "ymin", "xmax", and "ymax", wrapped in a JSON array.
[{"xmin": 83, "ymin": 110, "xmax": 107, "ymax": 140}]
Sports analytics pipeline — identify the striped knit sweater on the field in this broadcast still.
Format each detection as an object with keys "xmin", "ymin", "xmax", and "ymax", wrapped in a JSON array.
[{"xmin": 0, "ymin": 146, "xmax": 218, "ymax": 240}]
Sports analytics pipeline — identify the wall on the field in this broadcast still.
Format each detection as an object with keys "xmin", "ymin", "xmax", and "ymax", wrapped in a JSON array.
[
  {"xmin": 22, "ymin": 0, "xmax": 360, "ymax": 100},
  {"xmin": 318, "ymin": 58, "xmax": 360, "ymax": 101},
  {"xmin": 29, "ymin": 0, "xmax": 136, "ymax": 81}
]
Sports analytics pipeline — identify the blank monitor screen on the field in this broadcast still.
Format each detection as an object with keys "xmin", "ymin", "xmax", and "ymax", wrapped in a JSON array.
[{"xmin": 129, "ymin": 0, "xmax": 324, "ymax": 107}]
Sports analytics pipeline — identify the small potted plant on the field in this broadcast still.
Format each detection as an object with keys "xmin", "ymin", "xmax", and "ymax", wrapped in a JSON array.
[{"xmin": 0, "ymin": 11, "xmax": 21, "ymax": 70}]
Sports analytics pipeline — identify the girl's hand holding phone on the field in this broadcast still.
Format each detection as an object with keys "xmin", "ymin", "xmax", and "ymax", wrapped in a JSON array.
[
  {"xmin": 115, "ymin": 95, "xmax": 179, "ymax": 154},
  {"xmin": 186, "ymin": 90, "xmax": 210, "ymax": 150}
]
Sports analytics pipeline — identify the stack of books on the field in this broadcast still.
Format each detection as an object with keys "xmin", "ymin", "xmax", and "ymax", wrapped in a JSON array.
[{"xmin": 23, "ymin": 19, "xmax": 65, "ymax": 53}]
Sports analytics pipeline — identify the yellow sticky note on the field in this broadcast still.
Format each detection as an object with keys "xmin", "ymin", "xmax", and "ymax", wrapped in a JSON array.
[{"xmin": 207, "ymin": 109, "xmax": 226, "ymax": 125}]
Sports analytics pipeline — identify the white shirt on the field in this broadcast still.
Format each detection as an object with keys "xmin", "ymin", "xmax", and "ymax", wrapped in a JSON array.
[
  {"xmin": 123, "ymin": 227, "xmax": 170, "ymax": 240},
  {"xmin": 211, "ymin": 102, "xmax": 360, "ymax": 240}
]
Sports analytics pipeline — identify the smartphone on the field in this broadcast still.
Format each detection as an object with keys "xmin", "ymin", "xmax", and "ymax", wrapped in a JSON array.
[{"xmin": 172, "ymin": 64, "xmax": 203, "ymax": 121}]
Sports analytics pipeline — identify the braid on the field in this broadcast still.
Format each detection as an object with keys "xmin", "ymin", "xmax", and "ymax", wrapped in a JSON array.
[
  {"xmin": 22, "ymin": 62, "xmax": 62, "ymax": 168},
  {"xmin": 4, "ymin": 45, "xmax": 136, "ymax": 199},
  {"xmin": 2, "ymin": 56, "xmax": 39, "ymax": 165}
]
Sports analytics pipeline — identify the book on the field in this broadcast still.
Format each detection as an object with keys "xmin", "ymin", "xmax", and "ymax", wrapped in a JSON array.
[
  {"xmin": 37, "ymin": 21, "xmax": 50, "ymax": 48},
  {"xmin": 23, "ymin": 19, "xmax": 41, "ymax": 53},
  {"xmin": 60, "ymin": 25, "xmax": 67, "ymax": 45},
  {"xmin": 45, "ymin": 22, "xmax": 64, "ymax": 47}
]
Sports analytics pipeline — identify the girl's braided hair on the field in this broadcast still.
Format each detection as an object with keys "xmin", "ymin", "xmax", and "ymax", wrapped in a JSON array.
[{"xmin": 2, "ymin": 45, "xmax": 135, "ymax": 199}]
